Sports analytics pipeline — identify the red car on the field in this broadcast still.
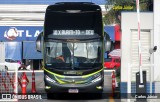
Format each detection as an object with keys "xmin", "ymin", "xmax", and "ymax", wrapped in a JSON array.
[{"xmin": 104, "ymin": 57, "xmax": 121, "ymax": 69}]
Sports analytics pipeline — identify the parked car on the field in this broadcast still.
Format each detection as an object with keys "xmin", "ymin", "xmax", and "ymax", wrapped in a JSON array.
[
  {"xmin": 104, "ymin": 57, "xmax": 121, "ymax": 69},
  {"xmin": 0, "ymin": 59, "xmax": 21, "ymax": 71}
]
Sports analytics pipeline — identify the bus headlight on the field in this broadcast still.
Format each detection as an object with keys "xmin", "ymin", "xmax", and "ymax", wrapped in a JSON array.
[
  {"xmin": 91, "ymin": 73, "xmax": 102, "ymax": 83},
  {"xmin": 45, "ymin": 75, "xmax": 56, "ymax": 83},
  {"xmin": 93, "ymin": 72, "xmax": 101, "ymax": 78},
  {"xmin": 91, "ymin": 76, "xmax": 102, "ymax": 83}
]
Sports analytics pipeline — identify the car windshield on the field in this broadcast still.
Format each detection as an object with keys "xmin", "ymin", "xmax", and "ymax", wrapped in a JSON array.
[
  {"xmin": 104, "ymin": 58, "xmax": 112, "ymax": 62},
  {"xmin": 44, "ymin": 40, "xmax": 102, "ymax": 70}
]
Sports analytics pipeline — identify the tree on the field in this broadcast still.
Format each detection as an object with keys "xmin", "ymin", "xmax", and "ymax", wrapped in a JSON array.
[{"xmin": 104, "ymin": 0, "xmax": 153, "ymax": 25}]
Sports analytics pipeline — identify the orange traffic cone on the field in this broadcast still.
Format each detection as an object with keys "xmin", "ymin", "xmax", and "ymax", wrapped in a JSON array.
[
  {"xmin": 32, "ymin": 70, "xmax": 36, "ymax": 93},
  {"xmin": 21, "ymin": 72, "xmax": 27, "ymax": 95}
]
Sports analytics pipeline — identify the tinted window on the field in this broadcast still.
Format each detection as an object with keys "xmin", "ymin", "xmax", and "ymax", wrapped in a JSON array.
[{"xmin": 45, "ymin": 11, "xmax": 102, "ymax": 36}]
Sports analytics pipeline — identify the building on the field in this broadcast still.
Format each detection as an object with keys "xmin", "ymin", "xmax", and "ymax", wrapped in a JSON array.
[
  {"xmin": 0, "ymin": 0, "xmax": 107, "ymax": 70},
  {"xmin": 121, "ymin": 10, "xmax": 160, "ymax": 98},
  {"xmin": 121, "ymin": 0, "xmax": 160, "ymax": 95},
  {"xmin": 121, "ymin": 12, "xmax": 154, "ymax": 94},
  {"xmin": 153, "ymin": 0, "xmax": 160, "ymax": 93}
]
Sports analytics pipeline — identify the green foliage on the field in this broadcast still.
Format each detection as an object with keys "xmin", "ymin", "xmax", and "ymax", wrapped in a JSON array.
[{"xmin": 104, "ymin": 0, "xmax": 153, "ymax": 25}]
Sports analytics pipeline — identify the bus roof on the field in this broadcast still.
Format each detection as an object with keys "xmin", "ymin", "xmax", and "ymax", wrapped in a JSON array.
[
  {"xmin": 46, "ymin": 2, "xmax": 102, "ymax": 12},
  {"xmin": 44, "ymin": 2, "xmax": 103, "ymax": 40}
]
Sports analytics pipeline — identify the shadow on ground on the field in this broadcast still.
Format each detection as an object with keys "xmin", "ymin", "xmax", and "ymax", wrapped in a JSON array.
[{"xmin": 47, "ymin": 93, "xmax": 117, "ymax": 100}]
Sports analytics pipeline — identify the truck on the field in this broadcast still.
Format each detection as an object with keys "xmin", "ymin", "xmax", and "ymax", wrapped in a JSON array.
[{"xmin": 36, "ymin": 2, "xmax": 111, "ymax": 98}]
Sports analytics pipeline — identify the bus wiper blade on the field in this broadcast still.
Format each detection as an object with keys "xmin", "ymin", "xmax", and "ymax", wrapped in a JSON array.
[{"xmin": 74, "ymin": 66, "xmax": 93, "ymax": 69}]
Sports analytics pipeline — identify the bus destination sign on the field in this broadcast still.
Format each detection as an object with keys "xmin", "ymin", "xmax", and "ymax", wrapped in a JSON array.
[{"xmin": 52, "ymin": 30, "xmax": 94, "ymax": 35}]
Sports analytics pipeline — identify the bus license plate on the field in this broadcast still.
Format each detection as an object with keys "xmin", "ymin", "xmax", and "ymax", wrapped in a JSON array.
[{"xmin": 68, "ymin": 89, "xmax": 79, "ymax": 93}]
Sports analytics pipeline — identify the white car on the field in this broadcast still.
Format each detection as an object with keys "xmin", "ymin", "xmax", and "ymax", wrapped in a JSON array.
[
  {"xmin": 0, "ymin": 62, "xmax": 20, "ymax": 71},
  {"xmin": 6, "ymin": 62, "xmax": 20, "ymax": 71},
  {"xmin": 0, "ymin": 59, "xmax": 31, "ymax": 71}
]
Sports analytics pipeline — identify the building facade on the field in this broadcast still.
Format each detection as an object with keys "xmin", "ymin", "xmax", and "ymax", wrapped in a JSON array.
[{"xmin": 0, "ymin": 0, "xmax": 106, "ymax": 70}]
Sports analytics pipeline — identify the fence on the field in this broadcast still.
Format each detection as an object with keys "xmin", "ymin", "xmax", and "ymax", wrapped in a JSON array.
[{"xmin": 0, "ymin": 63, "xmax": 18, "ymax": 102}]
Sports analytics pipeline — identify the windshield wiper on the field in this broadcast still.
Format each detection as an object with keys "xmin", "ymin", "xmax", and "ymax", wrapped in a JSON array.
[{"xmin": 74, "ymin": 66, "xmax": 93, "ymax": 69}]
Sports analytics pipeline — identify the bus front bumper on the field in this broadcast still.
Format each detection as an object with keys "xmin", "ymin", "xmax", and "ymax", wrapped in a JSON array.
[{"xmin": 44, "ymin": 79, "xmax": 103, "ymax": 93}]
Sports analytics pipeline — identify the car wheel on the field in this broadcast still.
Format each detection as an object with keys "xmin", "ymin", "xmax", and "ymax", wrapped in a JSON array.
[{"xmin": 5, "ymin": 66, "xmax": 8, "ymax": 71}]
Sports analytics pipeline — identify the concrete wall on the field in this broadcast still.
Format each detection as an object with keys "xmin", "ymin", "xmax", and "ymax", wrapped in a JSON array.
[
  {"xmin": 154, "ymin": 0, "xmax": 160, "ymax": 82},
  {"xmin": 0, "ymin": 4, "xmax": 106, "ymax": 26},
  {"xmin": 121, "ymin": 12, "xmax": 153, "ymax": 82},
  {"xmin": 0, "ymin": 42, "xmax": 5, "ymax": 70},
  {"xmin": 0, "ymin": 42, "xmax": 5, "ymax": 63}
]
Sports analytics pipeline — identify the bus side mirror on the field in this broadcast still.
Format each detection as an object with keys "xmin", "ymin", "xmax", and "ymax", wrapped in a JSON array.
[
  {"xmin": 104, "ymin": 33, "xmax": 111, "ymax": 52},
  {"xmin": 36, "ymin": 32, "xmax": 42, "ymax": 52}
]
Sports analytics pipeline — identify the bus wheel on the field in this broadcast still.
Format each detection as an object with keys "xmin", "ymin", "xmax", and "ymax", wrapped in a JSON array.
[
  {"xmin": 47, "ymin": 93, "xmax": 55, "ymax": 99},
  {"xmin": 88, "ymin": 93, "xmax": 102, "ymax": 99},
  {"xmin": 95, "ymin": 93, "xmax": 102, "ymax": 99}
]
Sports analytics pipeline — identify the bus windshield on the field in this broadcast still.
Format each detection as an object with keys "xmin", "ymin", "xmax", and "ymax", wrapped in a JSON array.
[{"xmin": 45, "ymin": 40, "xmax": 102, "ymax": 70}]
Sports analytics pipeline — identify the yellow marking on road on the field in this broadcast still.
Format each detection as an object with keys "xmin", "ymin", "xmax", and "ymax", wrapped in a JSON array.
[{"xmin": 109, "ymin": 95, "xmax": 114, "ymax": 102}]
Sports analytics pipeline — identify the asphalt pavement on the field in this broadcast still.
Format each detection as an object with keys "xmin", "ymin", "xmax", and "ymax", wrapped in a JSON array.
[
  {"xmin": 9, "ymin": 70, "xmax": 159, "ymax": 102},
  {"xmin": 17, "ymin": 70, "xmax": 119, "ymax": 102}
]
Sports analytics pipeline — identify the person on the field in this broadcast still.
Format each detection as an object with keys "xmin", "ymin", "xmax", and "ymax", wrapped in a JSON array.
[
  {"xmin": 18, "ymin": 63, "xmax": 27, "ymax": 70},
  {"xmin": 17, "ymin": 60, "xmax": 21, "ymax": 65},
  {"xmin": 46, "ymin": 42, "xmax": 64, "ymax": 63},
  {"xmin": 55, "ymin": 55, "xmax": 65, "ymax": 62},
  {"xmin": 17, "ymin": 60, "xmax": 21, "ymax": 69},
  {"xmin": 52, "ymin": 43, "xmax": 71, "ymax": 63}
]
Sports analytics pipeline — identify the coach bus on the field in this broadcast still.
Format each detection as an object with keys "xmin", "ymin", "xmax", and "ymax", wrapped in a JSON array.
[{"xmin": 36, "ymin": 2, "xmax": 111, "ymax": 98}]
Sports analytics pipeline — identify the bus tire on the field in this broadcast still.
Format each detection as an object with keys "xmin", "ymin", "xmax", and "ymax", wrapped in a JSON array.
[
  {"xmin": 94, "ymin": 93, "xmax": 102, "ymax": 99},
  {"xmin": 47, "ymin": 93, "xmax": 54, "ymax": 99}
]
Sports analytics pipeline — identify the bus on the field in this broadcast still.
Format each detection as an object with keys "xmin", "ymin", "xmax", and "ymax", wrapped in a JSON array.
[{"xmin": 36, "ymin": 2, "xmax": 111, "ymax": 98}]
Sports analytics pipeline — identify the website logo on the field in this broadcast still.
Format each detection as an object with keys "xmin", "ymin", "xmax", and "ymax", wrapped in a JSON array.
[{"xmin": 1, "ymin": 94, "xmax": 12, "ymax": 100}]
